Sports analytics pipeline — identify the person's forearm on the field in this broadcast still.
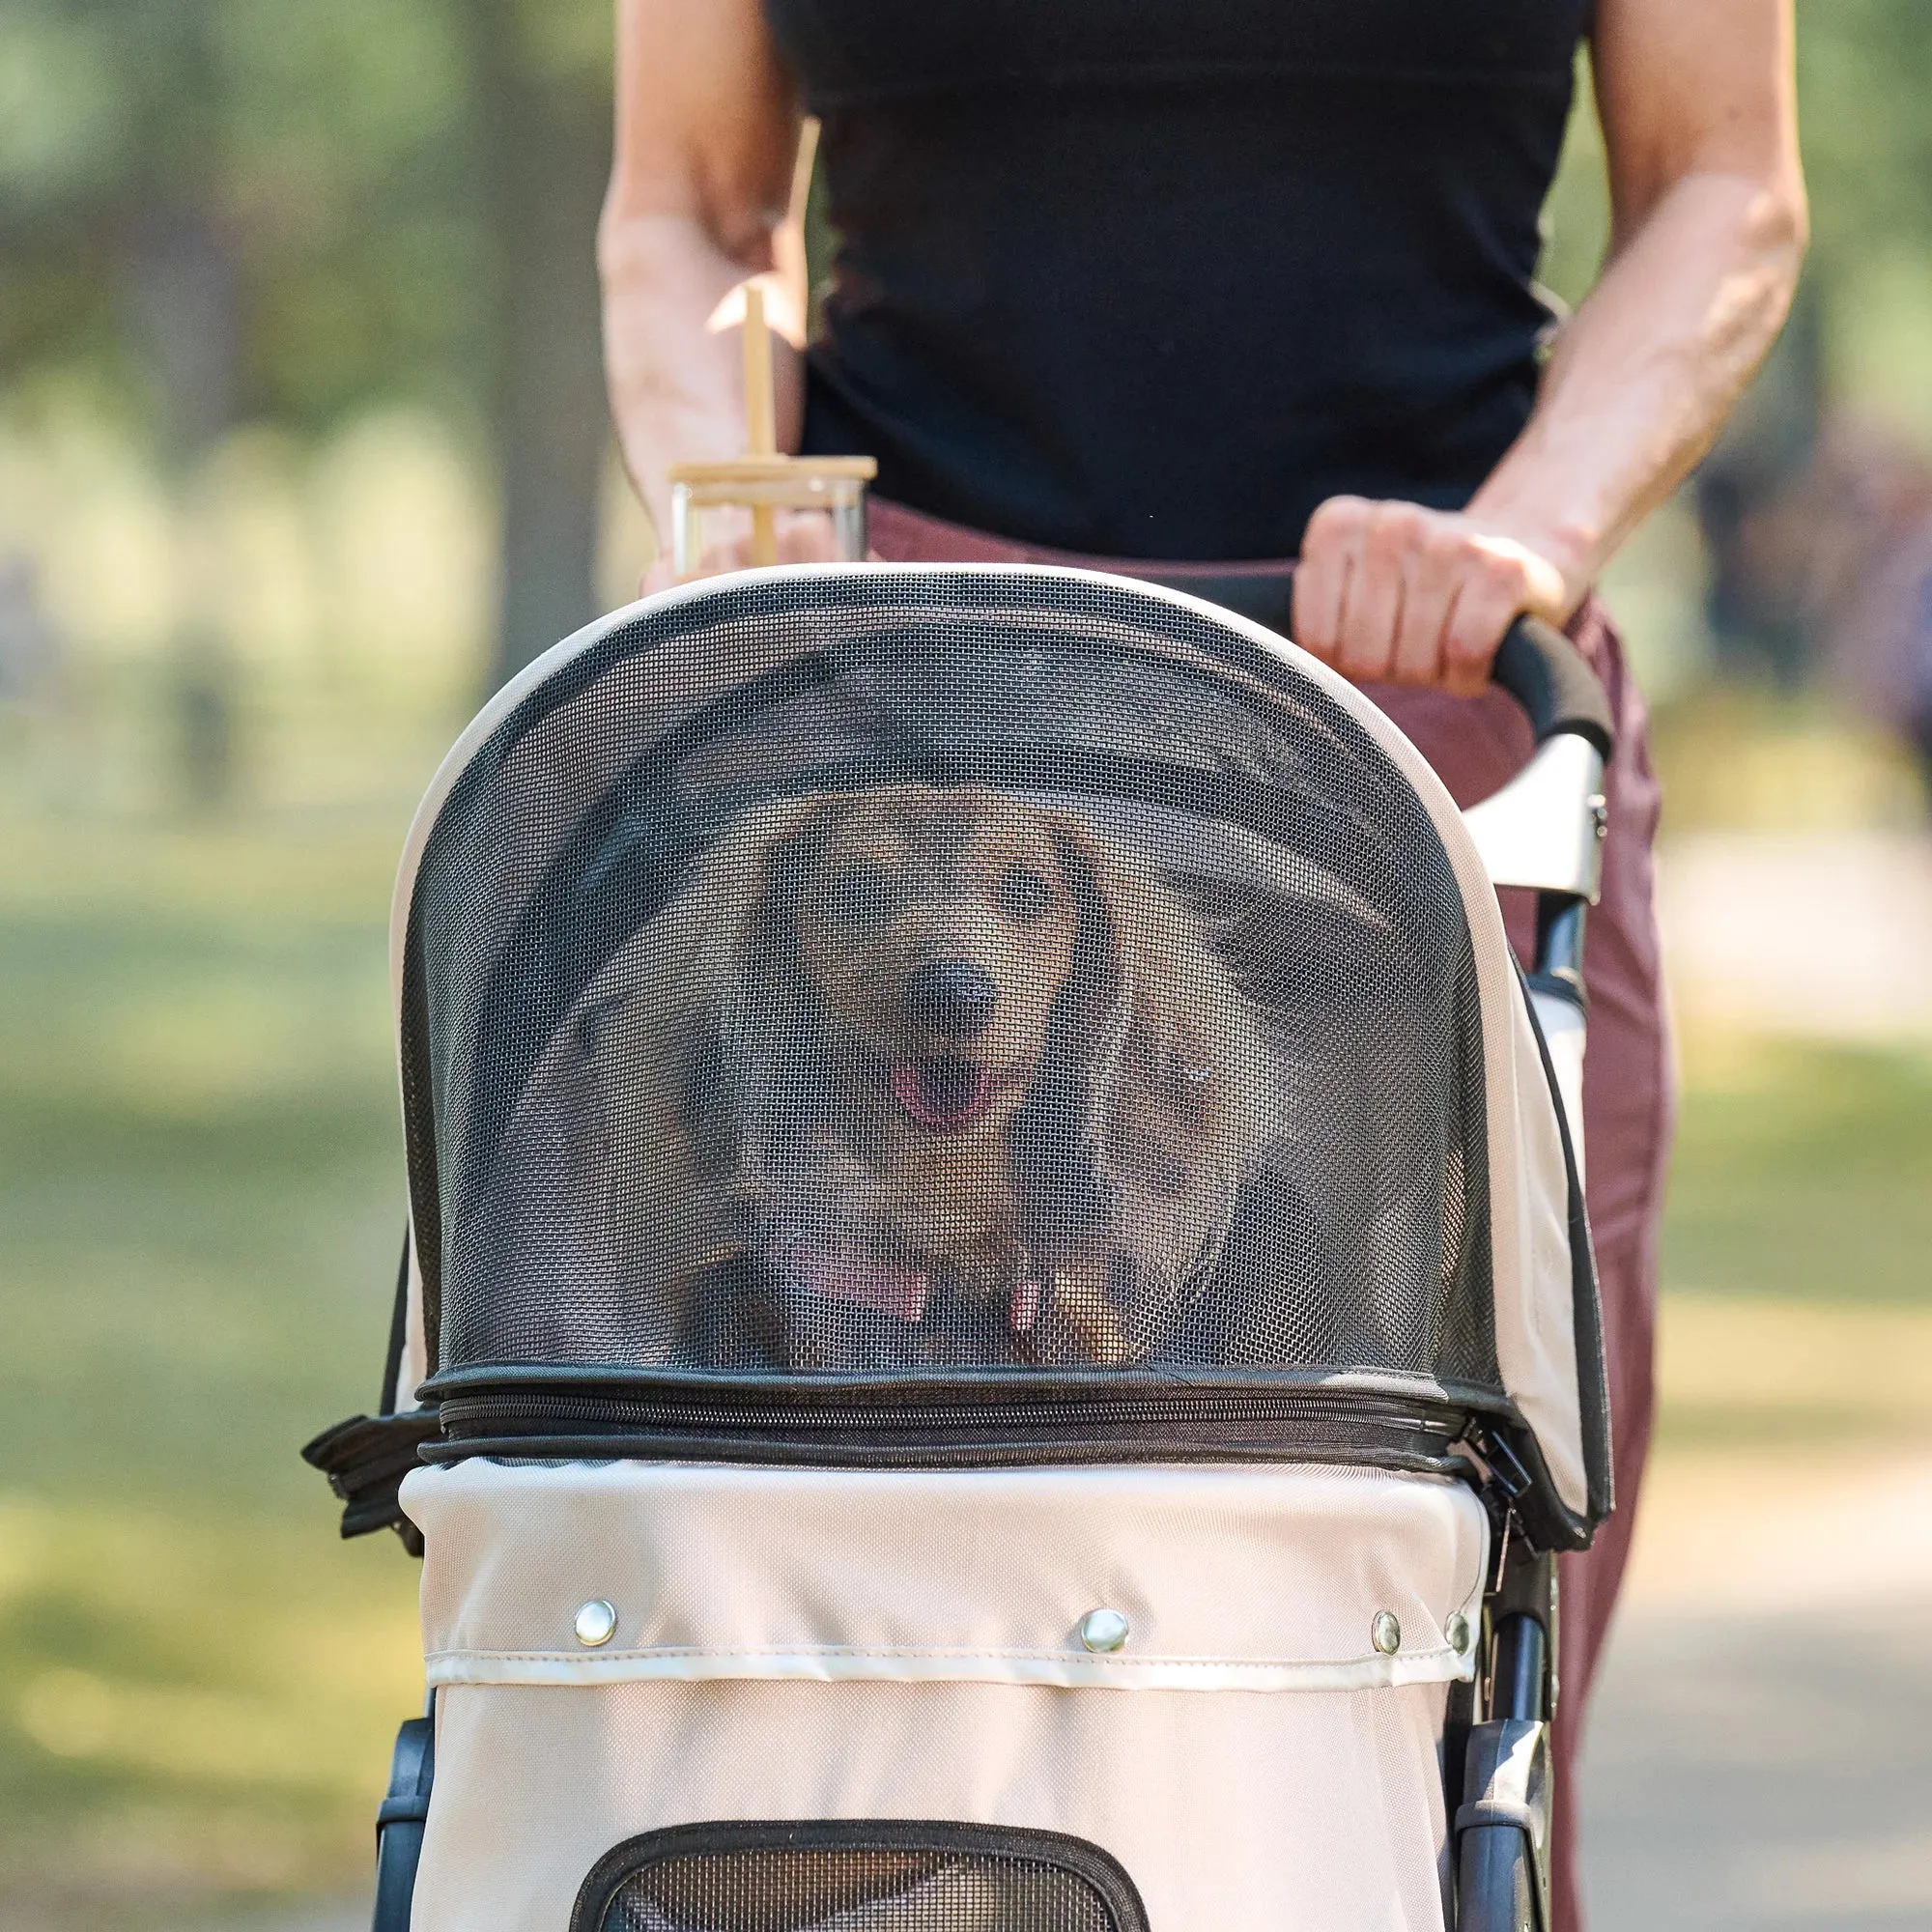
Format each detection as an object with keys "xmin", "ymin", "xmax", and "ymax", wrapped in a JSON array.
[
  {"xmin": 1472, "ymin": 169, "xmax": 1807, "ymax": 617},
  {"xmin": 597, "ymin": 210, "xmax": 806, "ymax": 545},
  {"xmin": 1294, "ymin": 165, "xmax": 1804, "ymax": 690},
  {"xmin": 599, "ymin": 0, "xmax": 809, "ymax": 551}
]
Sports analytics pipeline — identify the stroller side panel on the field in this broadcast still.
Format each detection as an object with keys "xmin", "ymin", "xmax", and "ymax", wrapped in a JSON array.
[
  {"xmin": 1489, "ymin": 977, "xmax": 1589, "ymax": 1514},
  {"xmin": 402, "ymin": 1460, "xmax": 1486, "ymax": 1931}
]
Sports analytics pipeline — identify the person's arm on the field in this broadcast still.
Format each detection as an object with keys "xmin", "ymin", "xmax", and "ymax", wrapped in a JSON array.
[
  {"xmin": 1293, "ymin": 0, "xmax": 1807, "ymax": 695},
  {"xmin": 598, "ymin": 0, "xmax": 810, "ymax": 569}
]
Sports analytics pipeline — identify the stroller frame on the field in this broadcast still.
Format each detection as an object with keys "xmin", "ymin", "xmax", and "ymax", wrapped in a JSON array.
[{"xmin": 308, "ymin": 563, "xmax": 1613, "ymax": 1932}]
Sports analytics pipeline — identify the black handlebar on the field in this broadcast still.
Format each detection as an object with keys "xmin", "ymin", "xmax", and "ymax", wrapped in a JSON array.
[
  {"xmin": 1488, "ymin": 613, "xmax": 1615, "ymax": 760},
  {"xmin": 1137, "ymin": 567, "xmax": 1615, "ymax": 760}
]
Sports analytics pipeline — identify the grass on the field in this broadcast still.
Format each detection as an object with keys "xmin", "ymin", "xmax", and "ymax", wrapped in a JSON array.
[
  {"xmin": 0, "ymin": 782, "xmax": 432, "ymax": 1927},
  {"xmin": 0, "ymin": 686, "xmax": 1926, "ymax": 1923},
  {"xmin": 1663, "ymin": 1029, "xmax": 1932, "ymax": 1309},
  {"xmin": 1650, "ymin": 1029, "xmax": 1932, "ymax": 1450}
]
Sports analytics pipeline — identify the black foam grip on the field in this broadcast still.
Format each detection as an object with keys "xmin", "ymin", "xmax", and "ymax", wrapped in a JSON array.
[
  {"xmin": 1489, "ymin": 614, "xmax": 1615, "ymax": 758},
  {"xmin": 1133, "ymin": 568, "xmax": 1615, "ymax": 757}
]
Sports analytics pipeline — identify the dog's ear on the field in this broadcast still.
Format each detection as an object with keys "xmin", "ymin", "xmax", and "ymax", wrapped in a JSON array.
[
  {"xmin": 1058, "ymin": 820, "xmax": 1224, "ymax": 1125},
  {"xmin": 651, "ymin": 793, "xmax": 839, "ymax": 1182},
  {"xmin": 673, "ymin": 793, "xmax": 839, "ymax": 979},
  {"xmin": 1046, "ymin": 814, "xmax": 1224, "ymax": 1099},
  {"xmin": 1046, "ymin": 814, "xmax": 1128, "ymax": 1050},
  {"xmin": 1044, "ymin": 813, "xmax": 1267, "ymax": 1309},
  {"xmin": 1007, "ymin": 817, "xmax": 1132, "ymax": 1264},
  {"xmin": 743, "ymin": 794, "xmax": 840, "ymax": 969}
]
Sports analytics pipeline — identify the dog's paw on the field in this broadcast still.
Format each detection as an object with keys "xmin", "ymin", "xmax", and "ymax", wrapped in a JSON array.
[{"xmin": 1031, "ymin": 1264, "xmax": 1137, "ymax": 1368}]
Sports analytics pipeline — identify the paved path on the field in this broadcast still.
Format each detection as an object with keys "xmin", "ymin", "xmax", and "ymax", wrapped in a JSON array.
[
  {"xmin": 1659, "ymin": 831, "xmax": 1932, "ymax": 1038},
  {"xmin": 1583, "ymin": 1606, "xmax": 1932, "ymax": 1930},
  {"xmin": 1581, "ymin": 1447, "xmax": 1932, "ymax": 1930}
]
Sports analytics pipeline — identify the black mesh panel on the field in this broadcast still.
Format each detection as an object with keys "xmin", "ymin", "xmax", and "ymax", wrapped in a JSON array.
[
  {"xmin": 403, "ymin": 570, "xmax": 1499, "ymax": 1409},
  {"xmin": 573, "ymin": 1824, "xmax": 1148, "ymax": 1932}
]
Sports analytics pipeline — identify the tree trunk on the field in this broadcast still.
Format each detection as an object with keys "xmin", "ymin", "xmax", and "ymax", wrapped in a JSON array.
[
  {"xmin": 122, "ymin": 204, "xmax": 244, "ymax": 807},
  {"xmin": 466, "ymin": 2, "xmax": 613, "ymax": 690}
]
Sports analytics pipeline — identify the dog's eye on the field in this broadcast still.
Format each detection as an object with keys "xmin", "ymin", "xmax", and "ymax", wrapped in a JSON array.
[
  {"xmin": 828, "ymin": 861, "xmax": 902, "ymax": 927},
  {"xmin": 999, "ymin": 864, "xmax": 1054, "ymax": 923}
]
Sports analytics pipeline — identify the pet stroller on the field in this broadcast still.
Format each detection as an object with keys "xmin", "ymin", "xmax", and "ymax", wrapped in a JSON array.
[{"xmin": 307, "ymin": 562, "xmax": 1615, "ymax": 1932}]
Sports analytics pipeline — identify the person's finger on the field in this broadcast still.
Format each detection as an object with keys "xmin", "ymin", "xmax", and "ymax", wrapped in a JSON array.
[
  {"xmin": 776, "ymin": 510, "xmax": 843, "ymax": 564},
  {"xmin": 1337, "ymin": 500, "xmax": 1422, "ymax": 682},
  {"xmin": 697, "ymin": 529, "xmax": 755, "ymax": 578},
  {"xmin": 1442, "ymin": 548, "xmax": 1534, "ymax": 699},
  {"xmin": 1293, "ymin": 497, "xmax": 1371, "ymax": 664},
  {"xmin": 1389, "ymin": 514, "xmax": 1462, "ymax": 685},
  {"xmin": 1442, "ymin": 540, "xmax": 1567, "ymax": 698}
]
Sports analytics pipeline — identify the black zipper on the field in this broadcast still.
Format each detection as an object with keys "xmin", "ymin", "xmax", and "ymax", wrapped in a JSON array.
[{"xmin": 427, "ymin": 1384, "xmax": 1478, "ymax": 1473}]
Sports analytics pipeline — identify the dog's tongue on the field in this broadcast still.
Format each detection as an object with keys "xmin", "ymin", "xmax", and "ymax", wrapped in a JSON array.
[{"xmin": 892, "ymin": 1058, "xmax": 994, "ymax": 1128}]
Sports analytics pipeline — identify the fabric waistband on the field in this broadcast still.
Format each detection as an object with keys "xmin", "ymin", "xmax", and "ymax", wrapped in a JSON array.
[{"xmin": 867, "ymin": 496, "xmax": 1298, "ymax": 582}]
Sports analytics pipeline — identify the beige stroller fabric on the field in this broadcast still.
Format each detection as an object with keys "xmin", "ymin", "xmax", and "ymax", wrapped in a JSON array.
[{"xmin": 402, "ymin": 1459, "xmax": 1488, "ymax": 1931}]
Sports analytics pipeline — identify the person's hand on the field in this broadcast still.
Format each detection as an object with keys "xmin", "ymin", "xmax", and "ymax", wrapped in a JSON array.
[
  {"xmin": 639, "ymin": 506, "xmax": 843, "ymax": 593},
  {"xmin": 1293, "ymin": 497, "xmax": 1576, "ymax": 698}
]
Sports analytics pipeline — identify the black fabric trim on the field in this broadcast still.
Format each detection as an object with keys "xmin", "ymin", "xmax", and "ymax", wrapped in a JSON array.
[
  {"xmin": 428, "ymin": 1434, "xmax": 1473, "ymax": 1480},
  {"xmin": 415, "ymin": 1359, "xmax": 1509, "ymax": 1405},
  {"xmin": 569, "ymin": 1820, "xmax": 1151, "ymax": 1932},
  {"xmin": 379, "ymin": 1229, "xmax": 412, "ymax": 1417},
  {"xmin": 420, "ymin": 1378, "xmax": 1480, "ymax": 1479},
  {"xmin": 301, "ymin": 1411, "xmax": 440, "ymax": 1555}
]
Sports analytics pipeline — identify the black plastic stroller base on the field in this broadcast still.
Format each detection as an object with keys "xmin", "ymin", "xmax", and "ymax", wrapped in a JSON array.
[
  {"xmin": 372, "ymin": 1712, "xmax": 436, "ymax": 1932},
  {"xmin": 1454, "ymin": 1555, "xmax": 1555, "ymax": 1932}
]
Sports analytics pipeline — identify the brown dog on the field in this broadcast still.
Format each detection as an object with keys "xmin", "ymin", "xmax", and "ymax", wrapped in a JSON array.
[{"xmin": 579, "ymin": 785, "xmax": 1268, "ymax": 1370}]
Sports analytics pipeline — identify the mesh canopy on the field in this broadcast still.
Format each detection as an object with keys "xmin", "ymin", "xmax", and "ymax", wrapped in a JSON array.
[
  {"xmin": 402, "ymin": 569, "xmax": 1502, "ymax": 1407},
  {"xmin": 577, "ymin": 1826, "xmax": 1147, "ymax": 1932}
]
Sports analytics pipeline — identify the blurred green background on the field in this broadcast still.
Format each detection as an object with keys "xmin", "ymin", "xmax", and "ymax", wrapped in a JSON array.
[{"xmin": 0, "ymin": 3, "xmax": 1929, "ymax": 1927}]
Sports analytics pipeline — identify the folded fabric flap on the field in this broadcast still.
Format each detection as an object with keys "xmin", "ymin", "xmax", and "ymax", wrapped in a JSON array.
[{"xmin": 405, "ymin": 1459, "xmax": 1488, "ymax": 1691}]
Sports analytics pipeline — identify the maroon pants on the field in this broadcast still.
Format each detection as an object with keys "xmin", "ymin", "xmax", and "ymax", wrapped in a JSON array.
[{"xmin": 870, "ymin": 497, "xmax": 1672, "ymax": 1931}]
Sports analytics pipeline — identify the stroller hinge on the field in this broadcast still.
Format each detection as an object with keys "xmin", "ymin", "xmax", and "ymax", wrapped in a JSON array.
[{"xmin": 1469, "ymin": 1421, "xmax": 1534, "ymax": 1506}]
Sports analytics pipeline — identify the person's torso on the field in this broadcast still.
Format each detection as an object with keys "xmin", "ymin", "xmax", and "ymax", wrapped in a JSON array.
[{"xmin": 772, "ymin": 0, "xmax": 1592, "ymax": 560}]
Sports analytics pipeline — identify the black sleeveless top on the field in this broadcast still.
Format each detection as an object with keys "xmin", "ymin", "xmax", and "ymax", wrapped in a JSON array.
[{"xmin": 771, "ymin": 0, "xmax": 1590, "ymax": 559}]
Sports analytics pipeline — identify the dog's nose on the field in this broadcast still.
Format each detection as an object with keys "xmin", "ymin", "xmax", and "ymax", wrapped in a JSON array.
[{"xmin": 906, "ymin": 960, "xmax": 998, "ymax": 1038}]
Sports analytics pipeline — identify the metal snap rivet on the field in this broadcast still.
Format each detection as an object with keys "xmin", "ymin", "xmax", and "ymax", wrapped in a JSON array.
[
  {"xmin": 1078, "ymin": 1607, "xmax": 1131, "ymax": 1654},
  {"xmin": 574, "ymin": 1599, "xmax": 617, "ymax": 1648},
  {"xmin": 1445, "ymin": 1614, "xmax": 1471, "ymax": 1655},
  {"xmin": 1371, "ymin": 1611, "xmax": 1403, "ymax": 1656}
]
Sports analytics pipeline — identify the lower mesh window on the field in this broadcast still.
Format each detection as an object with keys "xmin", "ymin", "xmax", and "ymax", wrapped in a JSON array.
[{"xmin": 571, "ymin": 1821, "xmax": 1150, "ymax": 1932}]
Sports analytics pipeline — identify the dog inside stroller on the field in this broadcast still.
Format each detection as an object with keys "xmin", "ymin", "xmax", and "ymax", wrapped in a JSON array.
[{"xmin": 307, "ymin": 562, "xmax": 1614, "ymax": 1932}]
